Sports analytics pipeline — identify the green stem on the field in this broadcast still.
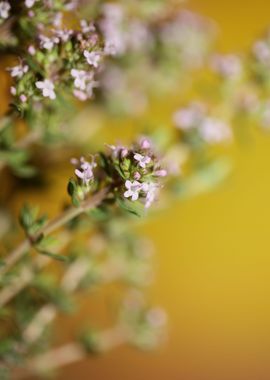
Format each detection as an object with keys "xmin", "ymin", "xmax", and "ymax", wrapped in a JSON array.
[{"xmin": 0, "ymin": 188, "xmax": 108, "ymax": 278}]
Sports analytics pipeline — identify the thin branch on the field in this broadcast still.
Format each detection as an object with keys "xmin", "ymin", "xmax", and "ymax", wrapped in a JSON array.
[
  {"xmin": 0, "ymin": 188, "xmax": 108, "ymax": 278},
  {"xmin": 0, "ymin": 231, "xmax": 70, "ymax": 307},
  {"xmin": 14, "ymin": 325, "xmax": 130, "ymax": 379},
  {"xmin": 23, "ymin": 257, "xmax": 128, "ymax": 344}
]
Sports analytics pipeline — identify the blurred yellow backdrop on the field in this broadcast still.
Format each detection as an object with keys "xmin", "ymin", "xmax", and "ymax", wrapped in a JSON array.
[{"xmin": 26, "ymin": 1, "xmax": 270, "ymax": 379}]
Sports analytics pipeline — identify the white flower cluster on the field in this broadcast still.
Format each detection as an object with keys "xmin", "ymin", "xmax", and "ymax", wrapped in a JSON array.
[
  {"xmin": 71, "ymin": 69, "xmax": 99, "ymax": 101},
  {"xmin": 210, "ymin": 54, "xmax": 243, "ymax": 79},
  {"xmin": 253, "ymin": 38, "xmax": 270, "ymax": 66},
  {"xmin": 173, "ymin": 103, "xmax": 232, "ymax": 144},
  {"xmin": 124, "ymin": 180, "xmax": 159, "ymax": 209}
]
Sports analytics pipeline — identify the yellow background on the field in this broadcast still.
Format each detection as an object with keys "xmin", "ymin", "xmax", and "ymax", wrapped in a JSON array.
[{"xmin": 14, "ymin": 0, "xmax": 270, "ymax": 379}]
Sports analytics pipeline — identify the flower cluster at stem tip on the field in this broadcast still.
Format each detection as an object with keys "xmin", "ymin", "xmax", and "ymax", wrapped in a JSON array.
[
  {"xmin": 4, "ymin": 0, "xmax": 106, "ymax": 110},
  {"xmin": 70, "ymin": 138, "xmax": 167, "ymax": 210}
]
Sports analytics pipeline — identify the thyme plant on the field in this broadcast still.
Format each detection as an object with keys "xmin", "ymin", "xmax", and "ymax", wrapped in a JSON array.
[{"xmin": 0, "ymin": 1, "xmax": 269, "ymax": 378}]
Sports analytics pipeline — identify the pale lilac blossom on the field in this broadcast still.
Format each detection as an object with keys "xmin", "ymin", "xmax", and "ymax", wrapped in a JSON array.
[
  {"xmin": 173, "ymin": 103, "xmax": 205, "ymax": 130},
  {"xmin": 134, "ymin": 153, "xmax": 151, "ymax": 168},
  {"xmin": 253, "ymin": 40, "xmax": 270, "ymax": 65},
  {"xmin": 35, "ymin": 79, "xmax": 56, "ymax": 100},
  {"xmin": 154, "ymin": 169, "xmax": 167, "ymax": 177},
  {"xmin": 56, "ymin": 29, "xmax": 73, "ymax": 42},
  {"xmin": 20, "ymin": 94, "xmax": 27, "ymax": 103},
  {"xmin": 9, "ymin": 64, "xmax": 29, "ymax": 78},
  {"xmin": 211, "ymin": 54, "xmax": 242, "ymax": 79},
  {"xmin": 39, "ymin": 35, "xmax": 60, "ymax": 50},
  {"xmin": 10, "ymin": 86, "xmax": 16, "ymax": 96},
  {"xmin": 65, "ymin": 0, "xmax": 78, "ymax": 10},
  {"xmin": 134, "ymin": 172, "xmax": 141, "ymax": 180},
  {"xmin": 84, "ymin": 51, "xmax": 101, "ymax": 68},
  {"xmin": 106, "ymin": 144, "xmax": 128, "ymax": 158},
  {"xmin": 124, "ymin": 180, "xmax": 142, "ymax": 201},
  {"xmin": 199, "ymin": 117, "xmax": 232, "ymax": 143},
  {"xmin": 142, "ymin": 182, "xmax": 159, "ymax": 209},
  {"xmin": 71, "ymin": 69, "xmax": 92, "ymax": 91},
  {"xmin": 25, "ymin": 0, "xmax": 37, "ymax": 8},
  {"xmin": 0, "ymin": 1, "xmax": 10, "ymax": 19},
  {"xmin": 28, "ymin": 45, "xmax": 36, "ymax": 55},
  {"xmin": 53, "ymin": 12, "xmax": 62, "ymax": 28},
  {"xmin": 73, "ymin": 89, "xmax": 88, "ymax": 101},
  {"xmin": 139, "ymin": 138, "xmax": 151, "ymax": 150},
  {"xmin": 72, "ymin": 157, "xmax": 96, "ymax": 185},
  {"xmin": 80, "ymin": 20, "xmax": 95, "ymax": 34}
]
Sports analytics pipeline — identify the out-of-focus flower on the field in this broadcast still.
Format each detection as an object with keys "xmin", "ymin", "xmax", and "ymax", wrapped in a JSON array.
[
  {"xmin": 139, "ymin": 138, "xmax": 151, "ymax": 150},
  {"xmin": 56, "ymin": 29, "xmax": 73, "ymax": 42},
  {"xmin": 80, "ymin": 20, "xmax": 95, "ymax": 34},
  {"xmin": 173, "ymin": 103, "xmax": 205, "ymax": 130},
  {"xmin": 143, "ymin": 182, "xmax": 159, "ymax": 209},
  {"xmin": 36, "ymin": 79, "xmax": 56, "ymax": 100},
  {"xmin": 199, "ymin": 117, "xmax": 232, "ymax": 143},
  {"xmin": 8, "ymin": 64, "xmax": 29, "ymax": 78},
  {"xmin": 260, "ymin": 101, "xmax": 270, "ymax": 129},
  {"xmin": 71, "ymin": 69, "xmax": 92, "ymax": 91},
  {"xmin": 253, "ymin": 40, "xmax": 270, "ymax": 65},
  {"xmin": 39, "ymin": 35, "xmax": 60, "ymax": 50},
  {"xmin": 0, "ymin": 1, "xmax": 10, "ymax": 19},
  {"xmin": 146, "ymin": 307, "xmax": 168, "ymax": 328},
  {"xmin": 160, "ymin": 10, "xmax": 215, "ymax": 69},
  {"xmin": 53, "ymin": 12, "xmax": 62, "ymax": 28},
  {"xmin": 210, "ymin": 54, "xmax": 243, "ymax": 79},
  {"xmin": 25, "ymin": 0, "xmax": 37, "ymax": 8},
  {"xmin": 84, "ymin": 51, "xmax": 101, "ymax": 67},
  {"xmin": 28, "ymin": 45, "xmax": 36, "ymax": 55}
]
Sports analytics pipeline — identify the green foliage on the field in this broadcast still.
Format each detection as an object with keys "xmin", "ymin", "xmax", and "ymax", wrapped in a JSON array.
[
  {"xmin": 19, "ymin": 204, "xmax": 47, "ymax": 237},
  {"xmin": 117, "ymin": 198, "xmax": 145, "ymax": 218}
]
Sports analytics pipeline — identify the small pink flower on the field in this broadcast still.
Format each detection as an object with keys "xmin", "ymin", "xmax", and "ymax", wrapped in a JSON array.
[
  {"xmin": 20, "ymin": 94, "xmax": 27, "ymax": 103},
  {"xmin": 25, "ymin": 0, "xmax": 37, "ymax": 8},
  {"xmin": 124, "ymin": 180, "xmax": 142, "ymax": 201},
  {"xmin": 199, "ymin": 117, "xmax": 232, "ymax": 144},
  {"xmin": 56, "ymin": 29, "xmax": 73, "ymax": 42},
  {"xmin": 36, "ymin": 79, "xmax": 56, "ymax": 100},
  {"xmin": 134, "ymin": 172, "xmax": 141, "ymax": 180},
  {"xmin": 71, "ymin": 69, "xmax": 90, "ymax": 90},
  {"xmin": 10, "ymin": 86, "xmax": 16, "ymax": 96},
  {"xmin": 0, "ymin": 1, "xmax": 10, "ymax": 19},
  {"xmin": 253, "ymin": 40, "xmax": 270, "ymax": 65},
  {"xmin": 154, "ymin": 169, "xmax": 167, "ymax": 177},
  {"xmin": 8, "ymin": 64, "xmax": 29, "ymax": 78},
  {"xmin": 72, "ymin": 157, "xmax": 96, "ymax": 185},
  {"xmin": 134, "ymin": 153, "xmax": 151, "ymax": 168},
  {"xmin": 80, "ymin": 20, "xmax": 95, "ymax": 34},
  {"xmin": 39, "ymin": 35, "xmax": 59, "ymax": 50},
  {"xmin": 173, "ymin": 103, "xmax": 205, "ymax": 130},
  {"xmin": 140, "ymin": 138, "xmax": 151, "ymax": 150},
  {"xmin": 142, "ymin": 182, "xmax": 158, "ymax": 209},
  {"xmin": 211, "ymin": 54, "xmax": 242, "ymax": 79},
  {"xmin": 28, "ymin": 45, "xmax": 36, "ymax": 55},
  {"xmin": 84, "ymin": 50, "xmax": 101, "ymax": 68},
  {"xmin": 73, "ymin": 89, "xmax": 87, "ymax": 101}
]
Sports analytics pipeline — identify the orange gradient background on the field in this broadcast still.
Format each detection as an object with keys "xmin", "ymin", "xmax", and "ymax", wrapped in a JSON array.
[{"xmin": 27, "ymin": 1, "xmax": 270, "ymax": 379}]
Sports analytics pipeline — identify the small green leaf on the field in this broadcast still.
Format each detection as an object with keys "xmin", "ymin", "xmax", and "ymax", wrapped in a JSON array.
[
  {"xmin": 117, "ymin": 198, "xmax": 144, "ymax": 217},
  {"xmin": 67, "ymin": 178, "xmax": 76, "ymax": 197},
  {"xmin": 19, "ymin": 204, "xmax": 39, "ymax": 231},
  {"xmin": 37, "ymin": 250, "xmax": 70, "ymax": 263}
]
